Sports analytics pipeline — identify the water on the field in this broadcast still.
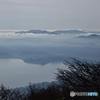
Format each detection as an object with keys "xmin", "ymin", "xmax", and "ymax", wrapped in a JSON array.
[{"xmin": 0, "ymin": 59, "xmax": 67, "ymax": 88}]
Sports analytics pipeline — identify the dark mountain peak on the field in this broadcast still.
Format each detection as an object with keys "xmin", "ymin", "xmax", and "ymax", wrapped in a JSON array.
[
  {"xmin": 54, "ymin": 30, "xmax": 85, "ymax": 33},
  {"xmin": 88, "ymin": 34, "xmax": 99, "ymax": 37},
  {"xmin": 77, "ymin": 34, "xmax": 100, "ymax": 38}
]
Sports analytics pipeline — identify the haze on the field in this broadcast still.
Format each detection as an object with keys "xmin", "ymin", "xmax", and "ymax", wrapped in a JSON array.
[{"xmin": 0, "ymin": 0, "xmax": 100, "ymax": 30}]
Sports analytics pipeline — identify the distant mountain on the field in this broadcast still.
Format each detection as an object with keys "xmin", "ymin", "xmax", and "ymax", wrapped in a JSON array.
[
  {"xmin": 23, "ymin": 56, "xmax": 66, "ymax": 65},
  {"xmin": 16, "ymin": 29, "xmax": 100, "ymax": 34},
  {"xmin": 54, "ymin": 30, "xmax": 86, "ymax": 34},
  {"xmin": 77, "ymin": 34, "xmax": 100, "ymax": 38},
  {"xmin": 15, "ymin": 29, "xmax": 87, "ymax": 34},
  {"xmin": 16, "ymin": 30, "xmax": 57, "ymax": 34}
]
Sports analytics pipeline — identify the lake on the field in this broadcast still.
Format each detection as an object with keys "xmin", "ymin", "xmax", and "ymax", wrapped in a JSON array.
[{"xmin": 0, "ymin": 59, "xmax": 67, "ymax": 88}]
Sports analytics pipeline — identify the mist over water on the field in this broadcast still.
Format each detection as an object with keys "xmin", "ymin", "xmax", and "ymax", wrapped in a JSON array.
[{"xmin": 0, "ymin": 30, "xmax": 100, "ymax": 88}]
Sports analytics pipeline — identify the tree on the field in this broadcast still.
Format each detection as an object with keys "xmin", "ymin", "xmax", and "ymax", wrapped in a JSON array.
[
  {"xmin": 0, "ymin": 85, "xmax": 25, "ymax": 100},
  {"xmin": 56, "ymin": 58, "xmax": 100, "ymax": 99}
]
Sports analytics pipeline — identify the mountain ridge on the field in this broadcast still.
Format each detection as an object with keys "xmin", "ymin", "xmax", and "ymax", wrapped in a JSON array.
[
  {"xmin": 15, "ymin": 29, "xmax": 100, "ymax": 34},
  {"xmin": 76, "ymin": 34, "xmax": 100, "ymax": 38}
]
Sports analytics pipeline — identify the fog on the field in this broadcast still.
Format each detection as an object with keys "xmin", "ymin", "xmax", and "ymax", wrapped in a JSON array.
[
  {"xmin": 0, "ymin": 31, "xmax": 100, "ymax": 64},
  {"xmin": 0, "ymin": 30, "xmax": 100, "ymax": 87}
]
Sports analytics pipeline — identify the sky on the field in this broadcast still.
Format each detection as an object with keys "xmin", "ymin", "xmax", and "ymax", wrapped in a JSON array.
[{"xmin": 0, "ymin": 0, "xmax": 100, "ymax": 30}]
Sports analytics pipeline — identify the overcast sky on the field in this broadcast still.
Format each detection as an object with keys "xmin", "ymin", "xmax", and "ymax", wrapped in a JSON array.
[{"xmin": 0, "ymin": 0, "xmax": 100, "ymax": 30}]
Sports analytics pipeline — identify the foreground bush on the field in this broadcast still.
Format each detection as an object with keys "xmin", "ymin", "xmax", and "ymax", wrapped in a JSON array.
[{"xmin": 56, "ymin": 58, "xmax": 100, "ymax": 99}]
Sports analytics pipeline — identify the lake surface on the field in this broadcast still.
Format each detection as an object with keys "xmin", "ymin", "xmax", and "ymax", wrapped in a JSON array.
[{"xmin": 0, "ymin": 59, "xmax": 67, "ymax": 88}]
